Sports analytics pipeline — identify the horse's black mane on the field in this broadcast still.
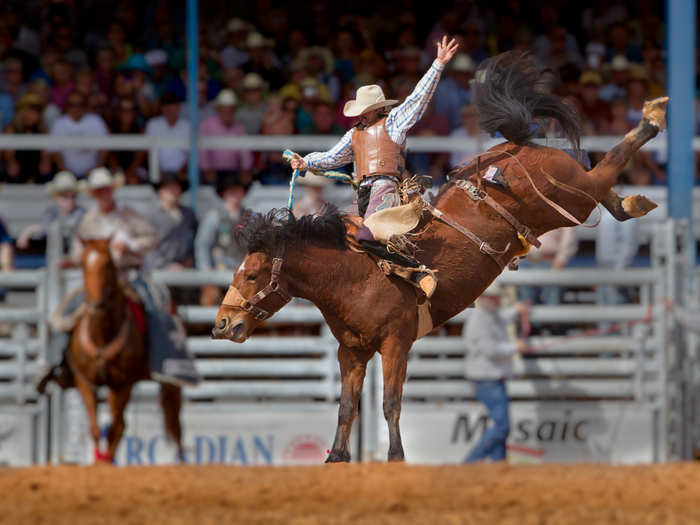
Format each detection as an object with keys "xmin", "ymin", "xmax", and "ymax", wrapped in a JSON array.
[{"xmin": 237, "ymin": 205, "xmax": 348, "ymax": 254}]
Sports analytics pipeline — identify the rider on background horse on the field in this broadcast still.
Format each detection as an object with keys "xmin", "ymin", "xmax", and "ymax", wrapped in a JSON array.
[
  {"xmin": 35, "ymin": 167, "xmax": 199, "ymax": 393},
  {"xmin": 290, "ymin": 35, "xmax": 459, "ymax": 284}
]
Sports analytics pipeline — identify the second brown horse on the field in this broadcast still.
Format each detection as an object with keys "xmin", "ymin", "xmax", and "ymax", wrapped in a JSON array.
[{"xmin": 71, "ymin": 239, "xmax": 183, "ymax": 462}]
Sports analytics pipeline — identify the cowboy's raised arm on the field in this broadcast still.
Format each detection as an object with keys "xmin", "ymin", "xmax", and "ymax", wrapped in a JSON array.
[
  {"xmin": 290, "ymin": 128, "xmax": 355, "ymax": 171},
  {"xmin": 385, "ymin": 36, "xmax": 459, "ymax": 144}
]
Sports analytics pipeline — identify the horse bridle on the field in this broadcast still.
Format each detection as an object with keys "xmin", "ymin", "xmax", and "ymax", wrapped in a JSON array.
[{"xmin": 221, "ymin": 249, "xmax": 291, "ymax": 321}]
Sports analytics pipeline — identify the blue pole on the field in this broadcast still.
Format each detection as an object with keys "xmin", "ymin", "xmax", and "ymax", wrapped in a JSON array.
[
  {"xmin": 186, "ymin": 0, "xmax": 199, "ymax": 210},
  {"xmin": 667, "ymin": 1, "xmax": 696, "ymax": 224}
]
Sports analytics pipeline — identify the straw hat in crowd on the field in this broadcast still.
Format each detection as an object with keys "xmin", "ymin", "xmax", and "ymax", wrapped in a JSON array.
[
  {"xmin": 79, "ymin": 167, "xmax": 125, "ymax": 193},
  {"xmin": 45, "ymin": 171, "xmax": 78, "ymax": 196}
]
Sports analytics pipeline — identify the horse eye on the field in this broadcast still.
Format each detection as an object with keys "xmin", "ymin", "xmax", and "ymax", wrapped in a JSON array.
[{"xmin": 246, "ymin": 274, "xmax": 257, "ymax": 281}]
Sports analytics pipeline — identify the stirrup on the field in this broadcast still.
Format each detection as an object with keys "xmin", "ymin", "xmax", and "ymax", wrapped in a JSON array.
[{"xmin": 412, "ymin": 267, "xmax": 438, "ymax": 298}]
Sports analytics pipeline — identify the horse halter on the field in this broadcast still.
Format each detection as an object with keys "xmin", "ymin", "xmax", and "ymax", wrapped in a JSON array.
[{"xmin": 221, "ymin": 253, "xmax": 292, "ymax": 321}]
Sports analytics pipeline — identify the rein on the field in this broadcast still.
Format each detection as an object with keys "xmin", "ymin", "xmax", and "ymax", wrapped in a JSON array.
[{"xmin": 221, "ymin": 249, "xmax": 291, "ymax": 321}]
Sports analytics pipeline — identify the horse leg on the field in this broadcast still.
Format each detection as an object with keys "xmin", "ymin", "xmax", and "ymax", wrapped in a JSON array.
[
  {"xmin": 75, "ymin": 376, "xmax": 102, "ymax": 463},
  {"xmin": 105, "ymin": 384, "xmax": 133, "ymax": 462},
  {"xmin": 159, "ymin": 383, "xmax": 184, "ymax": 461},
  {"xmin": 590, "ymin": 97, "xmax": 668, "ymax": 217},
  {"xmin": 380, "ymin": 339, "xmax": 410, "ymax": 462},
  {"xmin": 326, "ymin": 345, "xmax": 371, "ymax": 463}
]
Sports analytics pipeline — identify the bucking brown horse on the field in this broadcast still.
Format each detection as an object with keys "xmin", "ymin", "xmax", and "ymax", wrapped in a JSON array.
[
  {"xmin": 212, "ymin": 52, "xmax": 668, "ymax": 462},
  {"xmin": 71, "ymin": 239, "xmax": 183, "ymax": 462}
]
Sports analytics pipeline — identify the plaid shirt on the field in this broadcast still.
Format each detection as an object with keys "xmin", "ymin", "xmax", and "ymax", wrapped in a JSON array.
[{"xmin": 304, "ymin": 59, "xmax": 446, "ymax": 170}]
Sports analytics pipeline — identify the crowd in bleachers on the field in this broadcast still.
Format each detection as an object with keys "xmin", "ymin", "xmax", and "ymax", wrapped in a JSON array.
[
  {"xmin": 0, "ymin": 0, "xmax": 673, "ymax": 312},
  {"xmin": 0, "ymin": 0, "xmax": 671, "ymax": 188}
]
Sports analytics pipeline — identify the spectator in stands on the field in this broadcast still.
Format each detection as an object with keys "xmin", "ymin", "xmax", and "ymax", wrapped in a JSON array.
[
  {"xmin": 242, "ymin": 32, "xmax": 284, "ymax": 90},
  {"xmin": 94, "ymin": 44, "xmax": 116, "ymax": 99},
  {"xmin": 2, "ymin": 57, "xmax": 26, "ymax": 100},
  {"xmin": 463, "ymin": 281, "xmax": 529, "ymax": 463},
  {"xmin": 145, "ymin": 49, "xmax": 171, "ymax": 98},
  {"xmin": 434, "ymin": 53, "xmax": 474, "ymax": 131},
  {"xmin": 294, "ymin": 78, "xmax": 331, "ymax": 134},
  {"xmin": 3, "ymin": 93, "xmax": 51, "ymax": 184},
  {"xmin": 27, "ymin": 78, "xmax": 60, "ymax": 130},
  {"xmin": 518, "ymin": 227, "xmax": 578, "ymax": 307},
  {"xmin": 199, "ymin": 89, "xmax": 253, "ymax": 186},
  {"xmin": 576, "ymin": 71, "xmax": 610, "ymax": 133},
  {"xmin": 625, "ymin": 66, "xmax": 649, "ymax": 126},
  {"xmin": 195, "ymin": 173, "xmax": 250, "ymax": 306},
  {"xmin": 49, "ymin": 59, "xmax": 74, "ymax": 111},
  {"xmin": 53, "ymin": 25, "xmax": 88, "ymax": 68},
  {"xmin": 236, "ymin": 73, "xmax": 267, "ymax": 135},
  {"xmin": 298, "ymin": 46, "xmax": 340, "ymax": 103},
  {"xmin": 0, "ymin": 90, "xmax": 13, "ymax": 131},
  {"xmin": 107, "ymin": 20, "xmax": 132, "ymax": 67},
  {"xmin": 48, "ymin": 91, "xmax": 108, "ymax": 179},
  {"xmin": 449, "ymin": 105, "xmax": 487, "ymax": 168},
  {"xmin": 599, "ymin": 55, "xmax": 629, "ymax": 102},
  {"xmin": 107, "ymin": 97, "xmax": 147, "ymax": 185},
  {"xmin": 300, "ymin": 101, "xmax": 343, "ymax": 135},
  {"xmin": 220, "ymin": 18, "xmax": 250, "ymax": 69},
  {"xmin": 119, "ymin": 54, "xmax": 157, "ymax": 118},
  {"xmin": 15, "ymin": 171, "xmax": 85, "ymax": 254},
  {"xmin": 605, "ymin": 22, "xmax": 642, "ymax": 63},
  {"xmin": 0, "ymin": 216, "xmax": 13, "ymax": 272},
  {"xmin": 258, "ymin": 95, "xmax": 296, "ymax": 184},
  {"xmin": 145, "ymin": 92, "xmax": 189, "ymax": 175},
  {"xmin": 142, "ymin": 172, "xmax": 198, "ymax": 271},
  {"xmin": 292, "ymin": 173, "xmax": 329, "ymax": 218},
  {"xmin": 458, "ymin": 19, "xmax": 490, "ymax": 64}
]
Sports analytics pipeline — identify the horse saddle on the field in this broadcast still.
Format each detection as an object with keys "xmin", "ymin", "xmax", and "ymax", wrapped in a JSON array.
[{"xmin": 344, "ymin": 214, "xmax": 436, "ymax": 340}]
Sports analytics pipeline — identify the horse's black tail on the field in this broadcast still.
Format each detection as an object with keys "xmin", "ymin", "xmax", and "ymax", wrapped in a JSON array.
[{"xmin": 472, "ymin": 51, "xmax": 581, "ymax": 152}]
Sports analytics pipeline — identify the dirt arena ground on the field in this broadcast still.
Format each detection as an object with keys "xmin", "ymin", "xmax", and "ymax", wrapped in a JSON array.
[{"xmin": 3, "ymin": 463, "xmax": 700, "ymax": 524}]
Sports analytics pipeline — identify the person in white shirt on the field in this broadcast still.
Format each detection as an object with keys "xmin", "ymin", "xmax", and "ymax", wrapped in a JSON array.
[
  {"xmin": 48, "ymin": 91, "xmax": 108, "ymax": 178},
  {"xmin": 145, "ymin": 92, "xmax": 190, "ymax": 174},
  {"xmin": 464, "ymin": 282, "xmax": 530, "ymax": 462}
]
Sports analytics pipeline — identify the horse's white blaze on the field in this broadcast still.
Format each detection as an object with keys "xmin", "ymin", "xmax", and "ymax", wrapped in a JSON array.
[
  {"xmin": 86, "ymin": 250, "xmax": 100, "ymax": 269},
  {"xmin": 235, "ymin": 257, "xmax": 248, "ymax": 277}
]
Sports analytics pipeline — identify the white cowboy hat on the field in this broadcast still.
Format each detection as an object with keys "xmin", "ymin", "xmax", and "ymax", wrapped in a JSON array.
[
  {"xmin": 246, "ymin": 32, "xmax": 273, "ymax": 49},
  {"xmin": 45, "ymin": 171, "xmax": 78, "ymax": 195},
  {"xmin": 298, "ymin": 172, "xmax": 330, "ymax": 187},
  {"xmin": 342, "ymin": 85, "xmax": 398, "ymax": 117},
  {"xmin": 227, "ymin": 18, "xmax": 249, "ymax": 33},
  {"xmin": 79, "ymin": 167, "xmax": 125, "ymax": 193},
  {"xmin": 607, "ymin": 55, "xmax": 630, "ymax": 72},
  {"xmin": 214, "ymin": 89, "xmax": 237, "ymax": 106},
  {"xmin": 452, "ymin": 53, "xmax": 475, "ymax": 73},
  {"xmin": 242, "ymin": 72, "xmax": 266, "ymax": 90},
  {"xmin": 298, "ymin": 46, "xmax": 334, "ymax": 75}
]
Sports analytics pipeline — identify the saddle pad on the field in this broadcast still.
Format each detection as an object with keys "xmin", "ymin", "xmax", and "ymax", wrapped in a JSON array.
[{"xmin": 127, "ymin": 297, "xmax": 147, "ymax": 335}]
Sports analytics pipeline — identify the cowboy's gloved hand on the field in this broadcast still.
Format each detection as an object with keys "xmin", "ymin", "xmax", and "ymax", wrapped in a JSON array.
[{"xmin": 436, "ymin": 35, "xmax": 459, "ymax": 65}]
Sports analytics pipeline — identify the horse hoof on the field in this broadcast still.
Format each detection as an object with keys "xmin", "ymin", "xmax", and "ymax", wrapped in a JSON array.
[
  {"xmin": 643, "ymin": 96, "xmax": 669, "ymax": 132},
  {"xmin": 324, "ymin": 450, "xmax": 351, "ymax": 463},
  {"xmin": 621, "ymin": 195, "xmax": 658, "ymax": 218}
]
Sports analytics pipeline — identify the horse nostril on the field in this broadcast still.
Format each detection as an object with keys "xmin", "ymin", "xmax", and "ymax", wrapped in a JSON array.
[{"xmin": 216, "ymin": 318, "xmax": 227, "ymax": 330}]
